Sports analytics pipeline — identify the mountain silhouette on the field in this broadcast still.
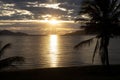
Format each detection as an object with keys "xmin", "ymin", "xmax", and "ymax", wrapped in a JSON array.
[
  {"xmin": 0, "ymin": 30, "xmax": 29, "ymax": 36},
  {"xmin": 64, "ymin": 30, "xmax": 86, "ymax": 35}
]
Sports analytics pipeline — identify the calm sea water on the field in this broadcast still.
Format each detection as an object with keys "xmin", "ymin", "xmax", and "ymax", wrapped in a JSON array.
[{"xmin": 0, "ymin": 35, "xmax": 120, "ymax": 69}]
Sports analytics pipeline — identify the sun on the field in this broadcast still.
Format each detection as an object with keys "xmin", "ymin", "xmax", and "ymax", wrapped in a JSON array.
[{"xmin": 49, "ymin": 19, "xmax": 59, "ymax": 25}]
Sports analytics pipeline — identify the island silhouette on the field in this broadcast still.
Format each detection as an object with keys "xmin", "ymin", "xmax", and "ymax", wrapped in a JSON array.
[{"xmin": 0, "ymin": 30, "xmax": 29, "ymax": 36}]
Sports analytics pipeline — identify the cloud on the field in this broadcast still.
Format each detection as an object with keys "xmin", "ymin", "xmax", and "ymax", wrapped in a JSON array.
[
  {"xmin": 0, "ymin": 0, "xmax": 81, "ymax": 20},
  {"xmin": 0, "ymin": 1, "xmax": 34, "ymax": 19},
  {"xmin": 38, "ymin": 3, "xmax": 67, "ymax": 11}
]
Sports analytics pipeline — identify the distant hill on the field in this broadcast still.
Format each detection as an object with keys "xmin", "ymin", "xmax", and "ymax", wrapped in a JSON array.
[
  {"xmin": 64, "ymin": 30, "xmax": 86, "ymax": 36},
  {"xmin": 0, "ymin": 30, "xmax": 29, "ymax": 36}
]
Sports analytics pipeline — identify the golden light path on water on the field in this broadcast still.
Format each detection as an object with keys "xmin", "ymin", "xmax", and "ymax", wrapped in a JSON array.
[{"xmin": 49, "ymin": 35, "xmax": 58, "ymax": 67}]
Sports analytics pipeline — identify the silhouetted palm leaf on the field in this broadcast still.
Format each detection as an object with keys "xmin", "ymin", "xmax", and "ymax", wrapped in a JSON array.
[
  {"xmin": 0, "ymin": 43, "xmax": 11, "ymax": 58},
  {"xmin": 92, "ymin": 38, "xmax": 99, "ymax": 63},
  {"xmin": 75, "ymin": 18, "xmax": 88, "ymax": 22},
  {"xmin": 0, "ymin": 56, "xmax": 24, "ymax": 69},
  {"xmin": 74, "ymin": 36, "xmax": 96, "ymax": 49}
]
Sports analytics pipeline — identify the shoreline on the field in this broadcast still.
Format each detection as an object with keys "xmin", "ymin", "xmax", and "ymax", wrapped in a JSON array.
[{"xmin": 0, "ymin": 65, "xmax": 120, "ymax": 80}]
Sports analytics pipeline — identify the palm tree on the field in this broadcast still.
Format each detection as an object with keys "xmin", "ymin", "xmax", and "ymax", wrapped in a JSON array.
[
  {"xmin": 74, "ymin": 0, "xmax": 120, "ymax": 66},
  {"xmin": 0, "ymin": 43, "xmax": 24, "ymax": 69}
]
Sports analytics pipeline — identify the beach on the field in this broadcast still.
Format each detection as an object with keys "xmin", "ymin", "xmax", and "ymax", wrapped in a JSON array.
[{"xmin": 0, "ymin": 65, "xmax": 120, "ymax": 80}]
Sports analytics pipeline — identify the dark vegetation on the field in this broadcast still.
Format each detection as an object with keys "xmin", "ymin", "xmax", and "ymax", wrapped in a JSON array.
[
  {"xmin": 74, "ymin": 0, "xmax": 120, "ymax": 66},
  {"xmin": 0, "ymin": 43, "xmax": 24, "ymax": 70}
]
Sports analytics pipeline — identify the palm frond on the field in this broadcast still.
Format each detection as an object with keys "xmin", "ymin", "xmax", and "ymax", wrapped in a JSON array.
[
  {"xmin": 91, "ymin": 3, "xmax": 102, "ymax": 15},
  {"xmin": 0, "ymin": 56, "xmax": 24, "ymax": 69},
  {"xmin": 74, "ymin": 37, "xmax": 96, "ymax": 49},
  {"xmin": 113, "ymin": 3, "xmax": 120, "ymax": 13},
  {"xmin": 0, "ymin": 41, "xmax": 2, "ymax": 48},
  {"xmin": 0, "ymin": 43, "xmax": 11, "ymax": 58},
  {"xmin": 112, "ymin": 11, "xmax": 120, "ymax": 21},
  {"xmin": 92, "ymin": 38, "xmax": 99, "ymax": 63},
  {"xmin": 75, "ymin": 18, "xmax": 88, "ymax": 22},
  {"xmin": 89, "ymin": 5, "xmax": 100, "ymax": 15},
  {"xmin": 110, "ymin": 0, "xmax": 118, "ymax": 13}
]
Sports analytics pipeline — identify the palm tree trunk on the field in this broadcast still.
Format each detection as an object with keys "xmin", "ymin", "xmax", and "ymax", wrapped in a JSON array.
[
  {"xmin": 104, "ymin": 36, "xmax": 110, "ymax": 66},
  {"xmin": 99, "ymin": 35, "xmax": 110, "ymax": 66},
  {"xmin": 103, "ymin": 45, "xmax": 109, "ymax": 66}
]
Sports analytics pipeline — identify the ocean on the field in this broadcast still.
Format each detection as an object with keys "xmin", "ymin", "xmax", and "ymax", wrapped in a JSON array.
[{"xmin": 0, "ymin": 35, "xmax": 120, "ymax": 69}]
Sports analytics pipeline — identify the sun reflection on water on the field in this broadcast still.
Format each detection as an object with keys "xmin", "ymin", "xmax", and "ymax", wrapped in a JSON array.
[{"xmin": 49, "ymin": 35, "xmax": 58, "ymax": 67}]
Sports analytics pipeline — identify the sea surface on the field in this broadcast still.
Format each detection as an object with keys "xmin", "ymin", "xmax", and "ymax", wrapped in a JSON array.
[{"xmin": 0, "ymin": 35, "xmax": 120, "ymax": 69}]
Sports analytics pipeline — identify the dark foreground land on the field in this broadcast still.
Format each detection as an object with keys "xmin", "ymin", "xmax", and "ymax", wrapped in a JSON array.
[{"xmin": 0, "ymin": 65, "xmax": 120, "ymax": 80}]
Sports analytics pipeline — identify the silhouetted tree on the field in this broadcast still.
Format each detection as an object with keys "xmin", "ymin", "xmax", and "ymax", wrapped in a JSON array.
[
  {"xmin": 75, "ymin": 0, "xmax": 120, "ymax": 66},
  {"xmin": 0, "ymin": 43, "xmax": 24, "ymax": 70}
]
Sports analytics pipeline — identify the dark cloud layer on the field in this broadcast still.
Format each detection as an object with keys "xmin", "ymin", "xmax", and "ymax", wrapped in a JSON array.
[
  {"xmin": 1, "ymin": 0, "xmax": 82, "ymax": 3},
  {"xmin": 0, "ymin": 0, "xmax": 82, "ymax": 20}
]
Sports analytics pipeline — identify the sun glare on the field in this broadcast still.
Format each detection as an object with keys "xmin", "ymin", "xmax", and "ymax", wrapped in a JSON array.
[
  {"xmin": 49, "ymin": 35, "xmax": 58, "ymax": 67},
  {"xmin": 49, "ymin": 19, "xmax": 59, "ymax": 25}
]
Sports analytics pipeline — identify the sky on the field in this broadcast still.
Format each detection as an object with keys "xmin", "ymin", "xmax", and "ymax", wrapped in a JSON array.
[
  {"xmin": 0, "ymin": 0, "xmax": 82, "ymax": 35},
  {"xmin": 0, "ymin": 0, "xmax": 82, "ymax": 20}
]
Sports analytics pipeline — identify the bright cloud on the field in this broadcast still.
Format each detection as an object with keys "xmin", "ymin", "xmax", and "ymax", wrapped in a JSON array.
[
  {"xmin": 0, "ymin": 1, "xmax": 33, "ymax": 17},
  {"xmin": 26, "ymin": 2, "xmax": 67, "ymax": 11},
  {"xmin": 15, "ymin": 9, "xmax": 33, "ymax": 16},
  {"xmin": 39, "ymin": 3, "xmax": 67, "ymax": 11}
]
